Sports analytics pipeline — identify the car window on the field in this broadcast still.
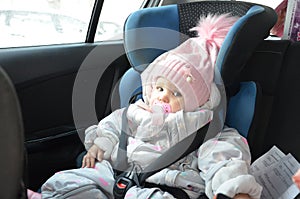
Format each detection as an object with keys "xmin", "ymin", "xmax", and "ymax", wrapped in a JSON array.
[
  {"xmin": 0, "ymin": 0, "xmax": 144, "ymax": 48},
  {"xmin": 241, "ymin": 0, "xmax": 282, "ymax": 8},
  {"xmin": 95, "ymin": 0, "xmax": 143, "ymax": 41}
]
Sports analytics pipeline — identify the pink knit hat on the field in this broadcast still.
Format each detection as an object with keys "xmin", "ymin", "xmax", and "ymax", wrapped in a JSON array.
[{"xmin": 141, "ymin": 14, "xmax": 238, "ymax": 112}]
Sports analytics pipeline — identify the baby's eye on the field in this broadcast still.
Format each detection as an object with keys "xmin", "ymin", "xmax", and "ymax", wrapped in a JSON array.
[
  {"xmin": 173, "ymin": 91, "xmax": 182, "ymax": 97},
  {"xmin": 156, "ymin": 86, "xmax": 163, "ymax": 92}
]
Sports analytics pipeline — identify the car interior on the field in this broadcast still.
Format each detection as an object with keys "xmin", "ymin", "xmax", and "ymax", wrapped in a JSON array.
[{"xmin": 0, "ymin": 0, "xmax": 300, "ymax": 198}]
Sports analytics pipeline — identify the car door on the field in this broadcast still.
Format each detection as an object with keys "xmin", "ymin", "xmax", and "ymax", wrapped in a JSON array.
[{"xmin": 0, "ymin": 0, "xmax": 144, "ymax": 190}]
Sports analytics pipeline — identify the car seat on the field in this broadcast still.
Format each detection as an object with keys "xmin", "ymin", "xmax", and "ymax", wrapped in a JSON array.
[
  {"xmin": 118, "ymin": 1, "xmax": 277, "ymax": 197},
  {"xmin": 0, "ymin": 66, "xmax": 27, "ymax": 199}
]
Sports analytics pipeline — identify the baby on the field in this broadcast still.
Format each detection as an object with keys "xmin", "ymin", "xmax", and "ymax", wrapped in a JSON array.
[{"xmin": 40, "ymin": 14, "xmax": 262, "ymax": 199}]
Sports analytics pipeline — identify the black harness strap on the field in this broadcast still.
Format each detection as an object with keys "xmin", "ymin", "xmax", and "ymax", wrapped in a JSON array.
[
  {"xmin": 114, "ymin": 107, "xmax": 142, "ymax": 199},
  {"xmin": 139, "ymin": 123, "xmax": 209, "ymax": 183},
  {"xmin": 113, "ymin": 107, "xmax": 130, "ymax": 176},
  {"xmin": 113, "ymin": 106, "xmax": 210, "ymax": 199}
]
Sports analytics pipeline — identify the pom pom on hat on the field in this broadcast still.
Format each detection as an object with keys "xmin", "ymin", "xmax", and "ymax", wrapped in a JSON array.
[
  {"xmin": 190, "ymin": 14, "xmax": 240, "ymax": 49},
  {"xmin": 141, "ymin": 13, "xmax": 239, "ymax": 112}
]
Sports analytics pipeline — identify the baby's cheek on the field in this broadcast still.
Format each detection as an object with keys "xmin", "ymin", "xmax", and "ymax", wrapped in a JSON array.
[
  {"xmin": 174, "ymin": 99, "xmax": 184, "ymax": 112},
  {"xmin": 171, "ymin": 102, "xmax": 181, "ymax": 112}
]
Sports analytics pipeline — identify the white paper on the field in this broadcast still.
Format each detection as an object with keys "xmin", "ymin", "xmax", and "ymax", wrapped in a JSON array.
[
  {"xmin": 250, "ymin": 146, "xmax": 300, "ymax": 199},
  {"xmin": 250, "ymin": 145, "xmax": 285, "ymax": 174}
]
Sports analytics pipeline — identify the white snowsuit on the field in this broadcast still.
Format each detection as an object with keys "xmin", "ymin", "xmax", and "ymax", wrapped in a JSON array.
[{"xmin": 41, "ymin": 99, "xmax": 262, "ymax": 199}]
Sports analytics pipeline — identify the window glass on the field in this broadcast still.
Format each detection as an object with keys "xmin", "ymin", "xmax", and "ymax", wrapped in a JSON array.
[
  {"xmin": 241, "ymin": 0, "xmax": 282, "ymax": 8},
  {"xmin": 0, "ymin": 0, "xmax": 96, "ymax": 48},
  {"xmin": 0, "ymin": 0, "xmax": 144, "ymax": 48},
  {"xmin": 95, "ymin": 0, "xmax": 143, "ymax": 41}
]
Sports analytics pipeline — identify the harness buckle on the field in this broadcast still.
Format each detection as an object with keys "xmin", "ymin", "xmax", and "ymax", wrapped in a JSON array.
[
  {"xmin": 113, "ymin": 164, "xmax": 141, "ymax": 199},
  {"xmin": 113, "ymin": 175, "xmax": 136, "ymax": 198}
]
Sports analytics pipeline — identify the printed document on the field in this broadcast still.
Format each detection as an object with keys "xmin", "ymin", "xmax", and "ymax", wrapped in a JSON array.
[{"xmin": 250, "ymin": 146, "xmax": 300, "ymax": 199}]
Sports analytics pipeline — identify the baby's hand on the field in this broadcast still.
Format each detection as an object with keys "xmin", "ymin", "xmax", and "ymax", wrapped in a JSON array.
[
  {"xmin": 82, "ymin": 144, "xmax": 104, "ymax": 168},
  {"xmin": 213, "ymin": 193, "xmax": 252, "ymax": 199},
  {"xmin": 293, "ymin": 169, "xmax": 300, "ymax": 189},
  {"xmin": 233, "ymin": 193, "xmax": 252, "ymax": 199}
]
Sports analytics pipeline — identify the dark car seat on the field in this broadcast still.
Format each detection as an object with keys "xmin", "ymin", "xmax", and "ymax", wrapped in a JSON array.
[{"xmin": 0, "ymin": 66, "xmax": 27, "ymax": 199}]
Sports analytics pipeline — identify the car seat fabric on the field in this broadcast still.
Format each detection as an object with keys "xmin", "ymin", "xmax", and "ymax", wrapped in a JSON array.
[
  {"xmin": 120, "ymin": 1, "xmax": 277, "ymax": 138},
  {"xmin": 225, "ymin": 81, "xmax": 260, "ymax": 137},
  {"xmin": 216, "ymin": 4, "xmax": 277, "ymax": 86},
  {"xmin": 230, "ymin": 40, "xmax": 289, "ymax": 162},
  {"xmin": 124, "ymin": 4, "xmax": 180, "ymax": 72},
  {"xmin": 119, "ymin": 68, "xmax": 142, "ymax": 108},
  {"xmin": 0, "ymin": 66, "xmax": 26, "ymax": 199},
  {"xmin": 124, "ymin": 2, "xmax": 277, "ymax": 73},
  {"xmin": 262, "ymin": 42, "xmax": 300, "ymax": 161}
]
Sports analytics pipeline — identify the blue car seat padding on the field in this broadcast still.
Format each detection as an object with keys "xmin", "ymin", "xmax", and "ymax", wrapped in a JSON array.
[
  {"xmin": 225, "ymin": 81, "xmax": 259, "ymax": 137},
  {"xmin": 215, "ymin": 4, "xmax": 277, "ymax": 86},
  {"xmin": 120, "ymin": 1, "xmax": 277, "ymax": 138},
  {"xmin": 124, "ymin": 5, "xmax": 180, "ymax": 72},
  {"xmin": 119, "ymin": 68, "xmax": 142, "ymax": 107}
]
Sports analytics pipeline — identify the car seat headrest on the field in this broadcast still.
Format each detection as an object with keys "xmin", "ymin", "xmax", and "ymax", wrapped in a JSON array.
[
  {"xmin": 216, "ymin": 4, "xmax": 277, "ymax": 86},
  {"xmin": 124, "ymin": 1, "xmax": 277, "ymax": 86}
]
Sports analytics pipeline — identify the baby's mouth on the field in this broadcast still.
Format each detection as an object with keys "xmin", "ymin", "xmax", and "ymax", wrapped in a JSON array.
[{"xmin": 152, "ymin": 100, "xmax": 172, "ymax": 113}]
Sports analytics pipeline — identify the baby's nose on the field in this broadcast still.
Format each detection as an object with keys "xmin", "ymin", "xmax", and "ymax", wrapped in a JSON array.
[{"xmin": 159, "ymin": 91, "xmax": 169, "ymax": 103}]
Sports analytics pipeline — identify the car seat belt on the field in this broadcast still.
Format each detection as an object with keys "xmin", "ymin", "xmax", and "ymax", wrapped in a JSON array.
[
  {"xmin": 113, "ymin": 107, "xmax": 130, "ymax": 175},
  {"xmin": 113, "ymin": 107, "xmax": 210, "ymax": 199}
]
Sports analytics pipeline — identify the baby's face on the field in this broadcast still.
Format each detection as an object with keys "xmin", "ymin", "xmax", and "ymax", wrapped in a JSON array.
[{"xmin": 149, "ymin": 77, "xmax": 184, "ymax": 113}]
